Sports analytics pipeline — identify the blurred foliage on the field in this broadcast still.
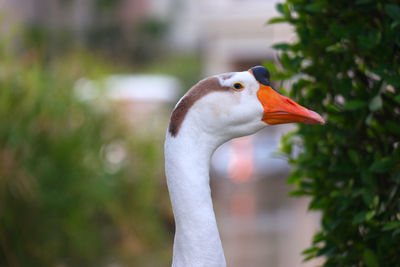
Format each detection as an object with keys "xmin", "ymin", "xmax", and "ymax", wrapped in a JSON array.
[
  {"xmin": 140, "ymin": 55, "xmax": 202, "ymax": 93},
  {"xmin": 21, "ymin": 0, "xmax": 169, "ymax": 65},
  {"xmin": 96, "ymin": 0, "xmax": 121, "ymax": 9},
  {"xmin": 87, "ymin": 17, "xmax": 169, "ymax": 65},
  {"xmin": 269, "ymin": 0, "xmax": 400, "ymax": 266},
  {"xmin": 0, "ymin": 35, "xmax": 171, "ymax": 266},
  {"xmin": 128, "ymin": 19, "xmax": 170, "ymax": 64}
]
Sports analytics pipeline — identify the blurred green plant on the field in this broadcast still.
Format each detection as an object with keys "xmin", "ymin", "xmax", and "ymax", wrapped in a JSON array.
[
  {"xmin": 268, "ymin": 1, "xmax": 400, "ymax": 266},
  {"xmin": 0, "ymin": 37, "xmax": 170, "ymax": 266},
  {"xmin": 139, "ymin": 55, "xmax": 202, "ymax": 92},
  {"xmin": 20, "ymin": 0, "xmax": 169, "ymax": 65}
]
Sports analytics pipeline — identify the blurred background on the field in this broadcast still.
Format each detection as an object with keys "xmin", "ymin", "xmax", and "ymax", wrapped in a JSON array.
[{"xmin": 0, "ymin": 0, "xmax": 321, "ymax": 266}]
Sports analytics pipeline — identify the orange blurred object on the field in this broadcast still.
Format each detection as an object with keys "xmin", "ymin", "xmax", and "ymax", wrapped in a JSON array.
[{"xmin": 228, "ymin": 136, "xmax": 254, "ymax": 183}]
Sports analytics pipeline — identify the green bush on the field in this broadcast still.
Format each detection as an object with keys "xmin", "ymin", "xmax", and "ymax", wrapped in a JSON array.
[
  {"xmin": 0, "ymin": 42, "xmax": 170, "ymax": 265},
  {"xmin": 269, "ymin": 1, "xmax": 400, "ymax": 266}
]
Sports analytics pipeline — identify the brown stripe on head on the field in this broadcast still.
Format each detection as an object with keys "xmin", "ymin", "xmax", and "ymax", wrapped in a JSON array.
[
  {"xmin": 168, "ymin": 76, "xmax": 231, "ymax": 137},
  {"xmin": 220, "ymin": 73, "xmax": 234, "ymax": 80}
]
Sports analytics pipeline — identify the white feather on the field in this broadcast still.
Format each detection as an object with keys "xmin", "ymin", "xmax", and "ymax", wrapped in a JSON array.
[{"xmin": 165, "ymin": 70, "xmax": 266, "ymax": 267}]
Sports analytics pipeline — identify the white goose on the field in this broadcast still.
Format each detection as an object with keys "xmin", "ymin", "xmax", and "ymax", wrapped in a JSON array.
[{"xmin": 164, "ymin": 66, "xmax": 324, "ymax": 267}]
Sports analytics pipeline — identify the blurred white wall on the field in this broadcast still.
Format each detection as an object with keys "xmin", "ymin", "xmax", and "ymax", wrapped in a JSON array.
[{"xmin": 164, "ymin": 0, "xmax": 295, "ymax": 74}]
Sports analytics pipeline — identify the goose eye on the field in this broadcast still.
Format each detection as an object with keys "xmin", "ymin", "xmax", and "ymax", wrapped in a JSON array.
[{"xmin": 233, "ymin": 82, "xmax": 244, "ymax": 91}]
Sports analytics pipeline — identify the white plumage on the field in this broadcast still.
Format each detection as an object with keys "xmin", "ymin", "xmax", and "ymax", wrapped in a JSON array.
[{"xmin": 164, "ymin": 67, "xmax": 323, "ymax": 267}]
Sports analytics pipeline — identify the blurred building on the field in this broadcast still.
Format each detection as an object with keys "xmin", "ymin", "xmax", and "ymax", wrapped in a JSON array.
[{"xmin": 166, "ymin": 0, "xmax": 294, "ymax": 75}]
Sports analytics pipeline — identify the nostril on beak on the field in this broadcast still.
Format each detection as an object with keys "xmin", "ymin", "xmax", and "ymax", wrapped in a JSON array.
[{"xmin": 285, "ymin": 98, "xmax": 297, "ymax": 107}]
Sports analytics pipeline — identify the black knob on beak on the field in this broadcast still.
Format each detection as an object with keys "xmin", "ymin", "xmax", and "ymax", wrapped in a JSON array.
[{"xmin": 251, "ymin": 66, "xmax": 271, "ymax": 86}]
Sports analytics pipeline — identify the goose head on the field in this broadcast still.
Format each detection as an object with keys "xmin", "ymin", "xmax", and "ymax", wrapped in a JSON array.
[{"xmin": 168, "ymin": 65, "xmax": 324, "ymax": 141}]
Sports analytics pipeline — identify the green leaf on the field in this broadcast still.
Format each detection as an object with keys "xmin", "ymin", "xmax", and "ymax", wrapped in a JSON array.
[
  {"xmin": 393, "ymin": 228, "xmax": 400, "ymax": 237},
  {"xmin": 330, "ymin": 190, "xmax": 343, "ymax": 197},
  {"xmin": 330, "ymin": 24, "xmax": 349, "ymax": 39},
  {"xmin": 302, "ymin": 246, "xmax": 319, "ymax": 255},
  {"xmin": 363, "ymin": 249, "xmax": 379, "ymax": 267},
  {"xmin": 276, "ymin": 3, "xmax": 290, "ymax": 18},
  {"xmin": 385, "ymin": 4, "xmax": 400, "ymax": 21},
  {"xmin": 325, "ymin": 104, "xmax": 340, "ymax": 113},
  {"xmin": 343, "ymin": 100, "xmax": 368, "ymax": 110},
  {"xmin": 356, "ymin": 0, "xmax": 373, "ymax": 4},
  {"xmin": 289, "ymin": 189, "xmax": 312, "ymax": 197},
  {"xmin": 385, "ymin": 121, "xmax": 400, "ymax": 135},
  {"xmin": 273, "ymin": 43, "xmax": 291, "ymax": 51},
  {"xmin": 326, "ymin": 43, "xmax": 344, "ymax": 52},
  {"xmin": 353, "ymin": 210, "xmax": 375, "ymax": 223},
  {"xmin": 287, "ymin": 169, "xmax": 302, "ymax": 184},
  {"xmin": 268, "ymin": 17, "xmax": 287, "ymax": 24},
  {"xmin": 358, "ymin": 30, "xmax": 381, "ymax": 50},
  {"xmin": 348, "ymin": 149, "xmax": 360, "ymax": 165},
  {"xmin": 369, "ymin": 95, "xmax": 382, "ymax": 111},
  {"xmin": 392, "ymin": 172, "xmax": 400, "ymax": 183},
  {"xmin": 302, "ymin": 254, "xmax": 316, "ymax": 262},
  {"xmin": 276, "ymin": 3, "xmax": 284, "ymax": 15},
  {"xmin": 361, "ymin": 170, "xmax": 374, "ymax": 186},
  {"xmin": 305, "ymin": 3, "xmax": 322, "ymax": 13},
  {"xmin": 312, "ymin": 232, "xmax": 324, "ymax": 243},
  {"xmin": 382, "ymin": 221, "xmax": 400, "ymax": 231},
  {"xmin": 365, "ymin": 113, "xmax": 374, "ymax": 125},
  {"xmin": 301, "ymin": 246, "xmax": 319, "ymax": 261},
  {"xmin": 392, "ymin": 21, "xmax": 400, "ymax": 29},
  {"xmin": 386, "ymin": 76, "xmax": 400, "ymax": 87},
  {"xmin": 362, "ymin": 190, "xmax": 374, "ymax": 207},
  {"xmin": 353, "ymin": 211, "xmax": 367, "ymax": 224},
  {"xmin": 263, "ymin": 61, "xmax": 278, "ymax": 73},
  {"xmin": 373, "ymin": 196, "xmax": 379, "ymax": 208},
  {"xmin": 370, "ymin": 158, "xmax": 394, "ymax": 173},
  {"xmin": 366, "ymin": 210, "xmax": 376, "ymax": 221},
  {"xmin": 395, "ymin": 94, "xmax": 400, "ymax": 103}
]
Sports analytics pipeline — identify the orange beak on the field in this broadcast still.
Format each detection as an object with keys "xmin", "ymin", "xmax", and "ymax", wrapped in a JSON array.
[{"xmin": 256, "ymin": 83, "xmax": 325, "ymax": 125}]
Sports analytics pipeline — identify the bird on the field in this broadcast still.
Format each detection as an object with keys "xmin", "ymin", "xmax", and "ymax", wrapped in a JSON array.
[{"xmin": 164, "ymin": 66, "xmax": 324, "ymax": 267}]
